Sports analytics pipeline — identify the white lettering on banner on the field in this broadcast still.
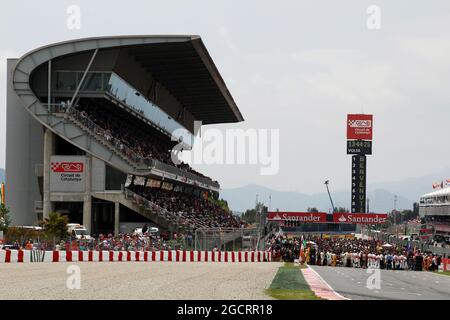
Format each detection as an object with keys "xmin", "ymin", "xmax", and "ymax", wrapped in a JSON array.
[
  {"xmin": 346, "ymin": 215, "xmax": 386, "ymax": 224},
  {"xmin": 282, "ymin": 214, "xmax": 321, "ymax": 222}
]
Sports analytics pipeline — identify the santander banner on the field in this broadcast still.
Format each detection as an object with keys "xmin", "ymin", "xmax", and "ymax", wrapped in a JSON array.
[
  {"xmin": 347, "ymin": 114, "xmax": 373, "ymax": 140},
  {"xmin": 333, "ymin": 213, "xmax": 388, "ymax": 224},
  {"xmin": 267, "ymin": 212, "xmax": 327, "ymax": 223}
]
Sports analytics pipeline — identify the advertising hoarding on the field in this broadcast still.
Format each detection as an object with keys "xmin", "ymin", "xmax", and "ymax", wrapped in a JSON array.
[
  {"xmin": 347, "ymin": 114, "xmax": 373, "ymax": 140},
  {"xmin": 267, "ymin": 212, "xmax": 327, "ymax": 223},
  {"xmin": 333, "ymin": 213, "xmax": 388, "ymax": 224}
]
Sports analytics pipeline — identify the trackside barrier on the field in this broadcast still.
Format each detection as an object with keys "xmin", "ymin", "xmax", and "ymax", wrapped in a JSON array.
[
  {"xmin": 441, "ymin": 258, "xmax": 450, "ymax": 271},
  {"xmin": 0, "ymin": 250, "xmax": 272, "ymax": 263}
]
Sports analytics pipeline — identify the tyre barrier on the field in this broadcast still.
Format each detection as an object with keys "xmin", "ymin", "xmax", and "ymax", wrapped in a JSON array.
[{"xmin": 0, "ymin": 249, "xmax": 272, "ymax": 263}]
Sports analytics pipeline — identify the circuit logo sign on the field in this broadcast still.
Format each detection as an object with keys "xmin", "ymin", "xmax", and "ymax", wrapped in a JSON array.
[
  {"xmin": 347, "ymin": 114, "xmax": 373, "ymax": 140},
  {"xmin": 51, "ymin": 162, "xmax": 84, "ymax": 173},
  {"xmin": 348, "ymin": 119, "xmax": 372, "ymax": 128},
  {"xmin": 50, "ymin": 156, "xmax": 86, "ymax": 192}
]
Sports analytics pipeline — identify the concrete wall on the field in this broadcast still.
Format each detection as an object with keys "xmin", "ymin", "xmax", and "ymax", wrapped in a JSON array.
[
  {"xmin": 6, "ymin": 59, "xmax": 43, "ymax": 226},
  {"xmin": 91, "ymin": 157, "xmax": 106, "ymax": 192}
]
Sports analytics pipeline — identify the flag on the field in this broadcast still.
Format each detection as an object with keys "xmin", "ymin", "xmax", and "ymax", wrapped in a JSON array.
[
  {"xmin": 299, "ymin": 235, "xmax": 305, "ymax": 264},
  {"xmin": 432, "ymin": 182, "xmax": 441, "ymax": 189},
  {"xmin": 0, "ymin": 183, "xmax": 4, "ymax": 206}
]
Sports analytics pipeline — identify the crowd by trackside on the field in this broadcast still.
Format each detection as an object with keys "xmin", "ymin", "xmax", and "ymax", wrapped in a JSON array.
[
  {"xmin": 266, "ymin": 234, "xmax": 444, "ymax": 272},
  {"xmin": 0, "ymin": 229, "xmax": 194, "ymax": 252}
]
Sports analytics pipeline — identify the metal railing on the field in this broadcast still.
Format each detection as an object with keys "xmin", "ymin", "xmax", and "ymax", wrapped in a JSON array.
[
  {"xmin": 123, "ymin": 187, "xmax": 176, "ymax": 219},
  {"xmin": 45, "ymin": 103, "xmax": 219, "ymax": 189},
  {"xmin": 153, "ymin": 161, "xmax": 220, "ymax": 189},
  {"xmin": 53, "ymin": 70, "xmax": 194, "ymax": 147},
  {"xmin": 45, "ymin": 102, "xmax": 219, "ymax": 189},
  {"xmin": 67, "ymin": 105, "xmax": 146, "ymax": 164},
  {"xmin": 194, "ymin": 228, "xmax": 258, "ymax": 251}
]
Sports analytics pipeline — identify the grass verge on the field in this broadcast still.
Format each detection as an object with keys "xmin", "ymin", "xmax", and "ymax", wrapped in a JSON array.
[
  {"xmin": 434, "ymin": 271, "xmax": 450, "ymax": 276},
  {"xmin": 266, "ymin": 263, "xmax": 322, "ymax": 300}
]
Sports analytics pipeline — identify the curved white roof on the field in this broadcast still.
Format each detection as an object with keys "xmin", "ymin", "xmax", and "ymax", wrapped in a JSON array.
[{"xmin": 420, "ymin": 187, "xmax": 450, "ymax": 199}]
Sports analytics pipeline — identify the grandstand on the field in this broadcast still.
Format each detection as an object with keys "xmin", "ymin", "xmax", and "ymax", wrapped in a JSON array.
[
  {"xmin": 419, "ymin": 187, "xmax": 450, "ymax": 238},
  {"xmin": 6, "ymin": 35, "xmax": 244, "ymax": 236}
]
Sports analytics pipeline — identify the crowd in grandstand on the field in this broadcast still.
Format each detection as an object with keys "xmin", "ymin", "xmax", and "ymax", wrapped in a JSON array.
[
  {"xmin": 67, "ymin": 100, "xmax": 212, "ymax": 180},
  {"xmin": 267, "ymin": 234, "xmax": 444, "ymax": 271},
  {"xmin": 128, "ymin": 185, "xmax": 244, "ymax": 230},
  {"xmin": 0, "ymin": 229, "xmax": 191, "ymax": 252}
]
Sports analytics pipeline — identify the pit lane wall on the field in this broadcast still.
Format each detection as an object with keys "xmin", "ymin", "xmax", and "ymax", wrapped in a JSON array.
[{"xmin": 0, "ymin": 250, "xmax": 271, "ymax": 263}]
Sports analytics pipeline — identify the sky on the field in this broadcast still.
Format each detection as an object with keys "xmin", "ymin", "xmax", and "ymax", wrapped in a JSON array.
[{"xmin": 1, "ymin": 0, "xmax": 450, "ymax": 194}]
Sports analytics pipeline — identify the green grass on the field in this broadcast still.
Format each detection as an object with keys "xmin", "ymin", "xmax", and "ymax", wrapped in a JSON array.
[
  {"xmin": 434, "ymin": 271, "xmax": 450, "ymax": 276},
  {"xmin": 266, "ymin": 263, "xmax": 322, "ymax": 300}
]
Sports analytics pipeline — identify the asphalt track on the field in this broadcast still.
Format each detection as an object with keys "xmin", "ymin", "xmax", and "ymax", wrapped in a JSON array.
[
  {"xmin": 310, "ymin": 265, "xmax": 450, "ymax": 300},
  {"xmin": 0, "ymin": 262, "xmax": 281, "ymax": 300}
]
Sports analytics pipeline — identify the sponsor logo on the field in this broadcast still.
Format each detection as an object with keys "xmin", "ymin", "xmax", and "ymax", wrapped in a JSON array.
[
  {"xmin": 267, "ymin": 212, "xmax": 326, "ymax": 223},
  {"xmin": 272, "ymin": 213, "xmax": 281, "ymax": 220},
  {"xmin": 51, "ymin": 162, "xmax": 84, "ymax": 173},
  {"xmin": 348, "ymin": 120, "xmax": 372, "ymax": 128},
  {"xmin": 333, "ymin": 213, "xmax": 387, "ymax": 224}
]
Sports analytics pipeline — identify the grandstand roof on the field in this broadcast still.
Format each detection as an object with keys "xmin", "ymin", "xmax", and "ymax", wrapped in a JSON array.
[
  {"xmin": 420, "ymin": 187, "xmax": 450, "ymax": 199},
  {"xmin": 15, "ymin": 35, "xmax": 244, "ymax": 125}
]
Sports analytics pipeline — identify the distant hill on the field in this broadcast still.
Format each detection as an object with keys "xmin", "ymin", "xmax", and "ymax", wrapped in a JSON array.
[
  {"xmin": 0, "ymin": 168, "xmax": 4, "ymax": 183},
  {"xmin": 221, "ymin": 184, "xmax": 412, "ymax": 214},
  {"xmin": 221, "ymin": 170, "xmax": 450, "ymax": 213}
]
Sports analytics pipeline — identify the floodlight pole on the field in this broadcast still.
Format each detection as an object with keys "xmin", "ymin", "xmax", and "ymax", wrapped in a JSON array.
[{"xmin": 325, "ymin": 180, "xmax": 336, "ymax": 213}]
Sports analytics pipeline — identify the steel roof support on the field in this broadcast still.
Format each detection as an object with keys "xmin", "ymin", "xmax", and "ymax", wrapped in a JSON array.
[{"xmin": 69, "ymin": 48, "xmax": 98, "ymax": 109}]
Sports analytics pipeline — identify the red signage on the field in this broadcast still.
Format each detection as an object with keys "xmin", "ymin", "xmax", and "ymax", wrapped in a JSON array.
[
  {"xmin": 347, "ymin": 114, "xmax": 373, "ymax": 140},
  {"xmin": 333, "ymin": 213, "xmax": 387, "ymax": 224},
  {"xmin": 50, "ymin": 162, "xmax": 84, "ymax": 173},
  {"xmin": 267, "ymin": 212, "xmax": 327, "ymax": 223}
]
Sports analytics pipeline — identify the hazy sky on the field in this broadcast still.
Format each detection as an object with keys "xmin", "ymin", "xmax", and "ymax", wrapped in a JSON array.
[{"xmin": 1, "ymin": 0, "xmax": 449, "ymax": 194}]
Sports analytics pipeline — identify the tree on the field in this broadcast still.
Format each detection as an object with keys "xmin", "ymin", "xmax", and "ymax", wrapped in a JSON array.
[
  {"xmin": 241, "ymin": 202, "xmax": 267, "ymax": 224},
  {"xmin": 241, "ymin": 208, "xmax": 257, "ymax": 224},
  {"xmin": 42, "ymin": 212, "xmax": 69, "ymax": 240},
  {"xmin": 209, "ymin": 197, "xmax": 230, "ymax": 213},
  {"xmin": 0, "ymin": 204, "xmax": 11, "ymax": 233}
]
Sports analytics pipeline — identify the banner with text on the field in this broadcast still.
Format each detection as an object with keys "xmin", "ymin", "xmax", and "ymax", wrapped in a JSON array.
[
  {"xmin": 267, "ymin": 212, "xmax": 327, "ymax": 223},
  {"xmin": 347, "ymin": 114, "xmax": 373, "ymax": 140},
  {"xmin": 333, "ymin": 213, "xmax": 388, "ymax": 224},
  {"xmin": 50, "ymin": 156, "xmax": 86, "ymax": 192}
]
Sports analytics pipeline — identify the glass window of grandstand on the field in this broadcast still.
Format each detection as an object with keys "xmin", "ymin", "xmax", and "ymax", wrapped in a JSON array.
[
  {"xmin": 161, "ymin": 182, "xmax": 173, "ymax": 191},
  {"xmin": 55, "ymin": 71, "xmax": 77, "ymax": 91},
  {"xmin": 105, "ymin": 165, "xmax": 128, "ymax": 190},
  {"xmin": 54, "ymin": 71, "xmax": 111, "ymax": 92},
  {"xmin": 173, "ymin": 185, "xmax": 184, "ymax": 192},
  {"xmin": 147, "ymin": 179, "xmax": 161, "ymax": 188},
  {"xmin": 53, "ymin": 71, "xmax": 192, "ymax": 148},
  {"xmin": 82, "ymin": 72, "xmax": 104, "ymax": 91}
]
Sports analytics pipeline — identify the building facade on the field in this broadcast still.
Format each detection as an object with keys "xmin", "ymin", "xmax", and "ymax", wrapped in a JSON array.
[{"xmin": 6, "ymin": 36, "xmax": 243, "ymax": 235}]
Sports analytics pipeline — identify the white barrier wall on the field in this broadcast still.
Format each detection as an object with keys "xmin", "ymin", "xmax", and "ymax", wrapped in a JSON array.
[{"xmin": 0, "ymin": 250, "xmax": 272, "ymax": 263}]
